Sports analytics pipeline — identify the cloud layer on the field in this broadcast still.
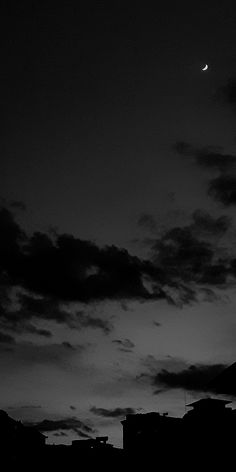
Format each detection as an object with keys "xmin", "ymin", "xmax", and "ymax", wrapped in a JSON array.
[
  {"xmin": 174, "ymin": 141, "xmax": 236, "ymax": 206},
  {"xmin": 1, "ymin": 203, "xmax": 236, "ymax": 341},
  {"xmin": 140, "ymin": 357, "xmax": 227, "ymax": 394},
  {"xmin": 90, "ymin": 406, "xmax": 136, "ymax": 418},
  {"xmin": 26, "ymin": 416, "xmax": 96, "ymax": 438}
]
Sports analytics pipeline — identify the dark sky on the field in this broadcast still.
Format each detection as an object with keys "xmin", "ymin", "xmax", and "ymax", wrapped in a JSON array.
[{"xmin": 1, "ymin": 2, "xmax": 236, "ymax": 446}]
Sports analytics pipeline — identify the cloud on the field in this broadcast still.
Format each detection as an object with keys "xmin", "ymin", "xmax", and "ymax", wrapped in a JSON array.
[
  {"xmin": 218, "ymin": 78, "xmax": 236, "ymax": 109},
  {"xmin": 70, "ymin": 405, "xmax": 76, "ymax": 411},
  {"xmin": 62, "ymin": 342, "xmax": 76, "ymax": 350},
  {"xmin": 137, "ymin": 213, "xmax": 157, "ymax": 232},
  {"xmin": 153, "ymin": 321, "xmax": 162, "ymax": 327},
  {"xmin": 90, "ymin": 406, "xmax": 136, "ymax": 418},
  {"xmin": 208, "ymin": 175, "xmax": 236, "ymax": 206},
  {"xmin": 7, "ymin": 404, "xmax": 42, "ymax": 411},
  {"xmin": 151, "ymin": 363, "xmax": 226, "ymax": 393},
  {"xmin": 0, "ymin": 318, "xmax": 53, "ymax": 338},
  {"xmin": 0, "ymin": 331, "xmax": 15, "ymax": 344},
  {"xmin": 174, "ymin": 141, "xmax": 236, "ymax": 207},
  {"xmin": 0, "ymin": 207, "xmax": 165, "ymax": 309},
  {"xmin": 112, "ymin": 338, "xmax": 135, "ymax": 352},
  {"xmin": 137, "ymin": 209, "xmax": 231, "ymax": 301},
  {"xmin": 17, "ymin": 294, "xmax": 73, "ymax": 325},
  {"xmin": 191, "ymin": 210, "xmax": 231, "ymax": 237},
  {"xmin": 0, "ymin": 205, "xmax": 236, "ymax": 311},
  {"xmin": 25, "ymin": 417, "xmax": 96, "ymax": 438},
  {"xmin": 0, "ymin": 207, "xmax": 25, "ymax": 274},
  {"xmin": 147, "ymin": 208, "xmax": 234, "ymax": 303},
  {"xmin": 10, "ymin": 201, "xmax": 26, "ymax": 212},
  {"xmin": 75, "ymin": 311, "xmax": 112, "ymax": 335},
  {"xmin": 174, "ymin": 141, "xmax": 236, "ymax": 172},
  {"xmin": 0, "ymin": 290, "xmax": 111, "ymax": 336},
  {"xmin": 152, "ymin": 227, "xmax": 214, "ymax": 283}
]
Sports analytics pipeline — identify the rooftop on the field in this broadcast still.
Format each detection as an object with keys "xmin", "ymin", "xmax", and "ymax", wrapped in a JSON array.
[{"xmin": 187, "ymin": 398, "xmax": 231, "ymax": 409}]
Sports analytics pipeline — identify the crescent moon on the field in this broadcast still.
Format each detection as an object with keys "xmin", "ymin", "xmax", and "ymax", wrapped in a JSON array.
[{"xmin": 202, "ymin": 64, "xmax": 208, "ymax": 71}]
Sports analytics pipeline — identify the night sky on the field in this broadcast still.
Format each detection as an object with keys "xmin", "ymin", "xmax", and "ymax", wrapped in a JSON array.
[{"xmin": 1, "ymin": 2, "xmax": 236, "ymax": 447}]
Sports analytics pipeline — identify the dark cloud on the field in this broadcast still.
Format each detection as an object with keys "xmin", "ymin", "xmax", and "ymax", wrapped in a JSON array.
[
  {"xmin": 75, "ymin": 311, "xmax": 112, "ymax": 335},
  {"xmin": 70, "ymin": 405, "xmax": 76, "ymax": 411},
  {"xmin": 21, "ymin": 233, "xmax": 160, "ymax": 303},
  {"xmin": 208, "ymin": 175, "xmax": 236, "ymax": 206},
  {"xmin": 199, "ymin": 263, "xmax": 229, "ymax": 285},
  {"xmin": 153, "ymin": 321, "xmax": 162, "ymax": 327},
  {"xmin": 7, "ymin": 405, "xmax": 42, "ymax": 410},
  {"xmin": 174, "ymin": 141, "xmax": 193, "ymax": 157},
  {"xmin": 25, "ymin": 417, "xmax": 96, "ymax": 438},
  {"xmin": 152, "ymin": 227, "xmax": 214, "ymax": 283},
  {"xmin": 90, "ymin": 406, "xmax": 136, "ymax": 418},
  {"xmin": 0, "ymin": 331, "xmax": 15, "ymax": 344},
  {"xmin": 0, "ymin": 205, "xmax": 236, "ymax": 311},
  {"xmin": 136, "ymin": 209, "xmax": 232, "ymax": 303},
  {"xmin": 152, "ymin": 363, "xmax": 226, "ymax": 393},
  {"xmin": 137, "ymin": 213, "xmax": 157, "ymax": 232},
  {"xmin": 112, "ymin": 338, "xmax": 135, "ymax": 351},
  {"xmin": 0, "ymin": 317, "xmax": 52, "ymax": 338},
  {"xmin": 29, "ymin": 327, "xmax": 52, "ymax": 338},
  {"xmin": 17, "ymin": 294, "xmax": 73, "ymax": 325},
  {"xmin": 218, "ymin": 78, "xmax": 236, "ymax": 109},
  {"xmin": 174, "ymin": 141, "xmax": 236, "ymax": 207},
  {"xmin": 0, "ymin": 207, "xmax": 165, "ymax": 308},
  {"xmin": 0, "ymin": 293, "xmax": 56, "ymax": 338},
  {"xmin": 62, "ymin": 342, "xmax": 76, "ymax": 350},
  {"xmin": 148, "ymin": 211, "xmax": 234, "ymax": 304},
  {"xmin": 0, "ymin": 291, "xmax": 111, "ymax": 336},
  {"xmin": 191, "ymin": 210, "xmax": 231, "ymax": 237},
  {"xmin": 139, "ymin": 356, "xmax": 230, "ymax": 395},
  {"xmin": 174, "ymin": 141, "xmax": 236, "ymax": 172},
  {"xmin": 196, "ymin": 150, "xmax": 236, "ymax": 173},
  {"xmin": 77, "ymin": 430, "xmax": 93, "ymax": 439},
  {"xmin": 53, "ymin": 431, "xmax": 68, "ymax": 437},
  {"xmin": 231, "ymin": 259, "xmax": 236, "ymax": 278},
  {"xmin": 10, "ymin": 201, "xmax": 26, "ymax": 212},
  {"xmin": 0, "ymin": 207, "xmax": 25, "ymax": 281}
]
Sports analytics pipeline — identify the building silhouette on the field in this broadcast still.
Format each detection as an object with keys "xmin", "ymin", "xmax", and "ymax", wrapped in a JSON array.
[
  {"xmin": 121, "ymin": 397, "xmax": 236, "ymax": 466},
  {"xmin": 1, "ymin": 382, "xmax": 236, "ymax": 470},
  {"xmin": 0, "ymin": 409, "xmax": 46, "ymax": 451},
  {"xmin": 72, "ymin": 436, "xmax": 114, "ymax": 450},
  {"xmin": 121, "ymin": 411, "xmax": 181, "ymax": 451}
]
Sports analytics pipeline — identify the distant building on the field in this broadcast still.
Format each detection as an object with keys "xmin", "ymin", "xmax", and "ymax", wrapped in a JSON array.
[{"xmin": 72, "ymin": 436, "xmax": 113, "ymax": 450}]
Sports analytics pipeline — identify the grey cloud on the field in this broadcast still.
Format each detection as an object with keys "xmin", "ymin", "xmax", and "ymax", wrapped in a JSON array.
[
  {"xmin": 208, "ymin": 175, "xmax": 236, "ymax": 206},
  {"xmin": 0, "ymin": 331, "xmax": 15, "ymax": 344},
  {"xmin": 90, "ymin": 406, "xmax": 136, "ymax": 418},
  {"xmin": 174, "ymin": 141, "xmax": 236, "ymax": 172},
  {"xmin": 112, "ymin": 338, "xmax": 135, "ymax": 351},
  {"xmin": 141, "ymin": 357, "xmax": 227, "ymax": 394},
  {"xmin": 25, "ymin": 416, "xmax": 96, "ymax": 438}
]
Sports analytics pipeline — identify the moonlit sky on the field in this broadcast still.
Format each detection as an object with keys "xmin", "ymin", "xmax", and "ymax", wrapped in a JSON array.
[{"xmin": 1, "ymin": 3, "xmax": 236, "ymax": 447}]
